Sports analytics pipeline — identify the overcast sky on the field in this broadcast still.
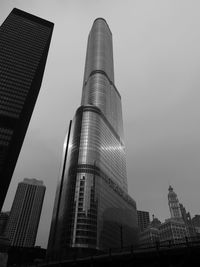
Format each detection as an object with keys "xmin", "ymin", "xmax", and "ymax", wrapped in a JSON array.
[{"xmin": 1, "ymin": 0, "xmax": 200, "ymax": 248}]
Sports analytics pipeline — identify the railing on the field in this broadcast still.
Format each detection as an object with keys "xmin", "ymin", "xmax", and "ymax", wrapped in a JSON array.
[
  {"xmin": 7, "ymin": 236, "xmax": 200, "ymax": 266},
  {"xmin": 40, "ymin": 236, "xmax": 200, "ymax": 265},
  {"xmin": 138, "ymin": 235, "xmax": 200, "ymax": 250}
]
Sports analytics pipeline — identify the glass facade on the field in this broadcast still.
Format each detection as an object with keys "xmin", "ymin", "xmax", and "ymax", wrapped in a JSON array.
[
  {"xmin": 5, "ymin": 179, "xmax": 45, "ymax": 247},
  {"xmin": 0, "ymin": 8, "xmax": 54, "ymax": 210},
  {"xmin": 83, "ymin": 19, "xmax": 114, "ymax": 86},
  {"xmin": 47, "ymin": 18, "xmax": 138, "ymax": 259},
  {"xmin": 81, "ymin": 73, "xmax": 124, "ymax": 145}
]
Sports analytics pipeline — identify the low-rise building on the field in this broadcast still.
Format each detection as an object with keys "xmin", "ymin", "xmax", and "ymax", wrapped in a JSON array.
[
  {"xmin": 159, "ymin": 218, "xmax": 188, "ymax": 243},
  {"xmin": 139, "ymin": 227, "xmax": 159, "ymax": 245},
  {"xmin": 139, "ymin": 216, "xmax": 161, "ymax": 245},
  {"xmin": 191, "ymin": 215, "xmax": 200, "ymax": 237},
  {"xmin": 192, "ymin": 215, "xmax": 200, "ymax": 227}
]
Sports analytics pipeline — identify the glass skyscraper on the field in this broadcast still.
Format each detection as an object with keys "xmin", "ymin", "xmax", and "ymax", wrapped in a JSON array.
[
  {"xmin": 5, "ymin": 178, "xmax": 45, "ymax": 247},
  {"xmin": 0, "ymin": 8, "xmax": 54, "ymax": 211},
  {"xmin": 47, "ymin": 18, "xmax": 138, "ymax": 259}
]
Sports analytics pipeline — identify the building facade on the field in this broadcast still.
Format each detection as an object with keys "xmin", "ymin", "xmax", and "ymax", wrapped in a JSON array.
[
  {"xmin": 179, "ymin": 203, "xmax": 196, "ymax": 237},
  {"xmin": 168, "ymin": 185, "xmax": 182, "ymax": 219},
  {"xmin": 150, "ymin": 216, "xmax": 162, "ymax": 228},
  {"xmin": 0, "ymin": 8, "xmax": 54, "ymax": 211},
  {"xmin": 191, "ymin": 215, "xmax": 200, "ymax": 235},
  {"xmin": 158, "ymin": 186, "xmax": 188, "ymax": 243},
  {"xmin": 139, "ymin": 227, "xmax": 159, "ymax": 245},
  {"xmin": 139, "ymin": 215, "xmax": 161, "ymax": 245},
  {"xmin": 159, "ymin": 218, "xmax": 188, "ymax": 243},
  {"xmin": 158, "ymin": 186, "xmax": 188, "ymax": 242},
  {"xmin": 5, "ymin": 178, "xmax": 45, "ymax": 247},
  {"xmin": 192, "ymin": 215, "xmax": 200, "ymax": 227},
  {"xmin": 140, "ymin": 187, "xmax": 196, "ymax": 245},
  {"xmin": 0, "ymin": 212, "xmax": 9, "ymax": 235},
  {"xmin": 47, "ymin": 18, "xmax": 138, "ymax": 259},
  {"xmin": 137, "ymin": 210, "xmax": 150, "ymax": 232}
]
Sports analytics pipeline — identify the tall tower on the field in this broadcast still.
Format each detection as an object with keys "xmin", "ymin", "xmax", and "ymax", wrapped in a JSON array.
[
  {"xmin": 137, "ymin": 210, "xmax": 150, "ymax": 232},
  {"xmin": 5, "ymin": 178, "xmax": 45, "ymax": 247},
  {"xmin": 168, "ymin": 185, "xmax": 182, "ymax": 219},
  {"xmin": 0, "ymin": 8, "xmax": 54, "ymax": 211},
  {"xmin": 47, "ymin": 18, "xmax": 138, "ymax": 260}
]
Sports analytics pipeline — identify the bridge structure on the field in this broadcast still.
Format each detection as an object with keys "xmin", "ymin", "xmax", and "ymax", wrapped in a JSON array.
[{"xmin": 35, "ymin": 236, "xmax": 200, "ymax": 267}]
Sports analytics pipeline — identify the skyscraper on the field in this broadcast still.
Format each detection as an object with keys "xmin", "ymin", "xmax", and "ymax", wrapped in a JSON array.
[
  {"xmin": 47, "ymin": 18, "xmax": 138, "ymax": 259},
  {"xmin": 137, "ymin": 210, "xmax": 150, "ymax": 232},
  {"xmin": 0, "ymin": 8, "xmax": 54, "ymax": 211},
  {"xmin": 5, "ymin": 178, "xmax": 45, "ymax": 247}
]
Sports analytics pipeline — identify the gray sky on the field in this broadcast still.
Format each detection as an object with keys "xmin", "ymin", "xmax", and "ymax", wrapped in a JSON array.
[{"xmin": 1, "ymin": 0, "xmax": 200, "ymax": 248}]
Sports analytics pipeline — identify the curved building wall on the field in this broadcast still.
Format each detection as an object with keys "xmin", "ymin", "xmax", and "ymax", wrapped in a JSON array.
[
  {"xmin": 78, "ymin": 106, "xmax": 127, "ymax": 191},
  {"xmin": 81, "ymin": 73, "xmax": 124, "ymax": 141},
  {"xmin": 81, "ymin": 18, "xmax": 124, "ymax": 142},
  {"xmin": 73, "ymin": 171, "xmax": 138, "ymax": 250},
  {"xmin": 47, "ymin": 108, "xmax": 137, "ymax": 257},
  {"xmin": 83, "ymin": 19, "xmax": 114, "ymax": 84}
]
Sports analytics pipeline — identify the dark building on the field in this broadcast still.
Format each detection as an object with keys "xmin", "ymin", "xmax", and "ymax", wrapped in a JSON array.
[
  {"xmin": 179, "ymin": 203, "xmax": 196, "ymax": 237},
  {"xmin": 139, "ymin": 215, "xmax": 160, "ymax": 245},
  {"xmin": 179, "ymin": 203, "xmax": 191, "ymax": 223},
  {"xmin": 47, "ymin": 18, "xmax": 138, "ymax": 260},
  {"xmin": 192, "ymin": 215, "xmax": 200, "ymax": 227},
  {"xmin": 191, "ymin": 215, "xmax": 200, "ymax": 235},
  {"xmin": 5, "ymin": 178, "xmax": 45, "ymax": 247},
  {"xmin": 137, "ymin": 210, "xmax": 150, "ymax": 232},
  {"xmin": 139, "ymin": 228, "xmax": 160, "ymax": 245},
  {"xmin": 0, "ymin": 212, "xmax": 9, "ymax": 235},
  {"xmin": 6, "ymin": 246, "xmax": 46, "ymax": 266},
  {"xmin": 149, "ymin": 215, "xmax": 162, "ymax": 228},
  {"xmin": 0, "ymin": 8, "xmax": 54, "ymax": 211}
]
